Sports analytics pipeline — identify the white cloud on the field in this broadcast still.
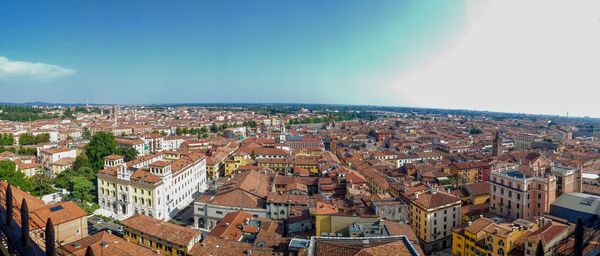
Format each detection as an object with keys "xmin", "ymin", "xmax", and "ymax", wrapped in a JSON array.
[
  {"xmin": 0, "ymin": 56, "xmax": 75, "ymax": 81},
  {"xmin": 386, "ymin": 0, "xmax": 600, "ymax": 117}
]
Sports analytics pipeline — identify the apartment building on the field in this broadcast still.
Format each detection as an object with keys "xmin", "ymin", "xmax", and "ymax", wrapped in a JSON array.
[
  {"xmin": 452, "ymin": 217, "xmax": 538, "ymax": 256},
  {"xmin": 489, "ymin": 168, "xmax": 557, "ymax": 219},
  {"xmin": 97, "ymin": 151, "xmax": 207, "ymax": 220},
  {"xmin": 38, "ymin": 146, "xmax": 77, "ymax": 173},
  {"xmin": 404, "ymin": 188, "xmax": 462, "ymax": 253}
]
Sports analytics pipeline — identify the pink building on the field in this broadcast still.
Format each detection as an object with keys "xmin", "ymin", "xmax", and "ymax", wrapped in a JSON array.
[{"xmin": 489, "ymin": 168, "xmax": 556, "ymax": 219}]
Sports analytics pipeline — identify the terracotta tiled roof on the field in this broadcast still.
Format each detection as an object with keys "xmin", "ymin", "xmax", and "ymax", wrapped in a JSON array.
[
  {"xmin": 464, "ymin": 217, "xmax": 494, "ymax": 235},
  {"xmin": 30, "ymin": 201, "xmax": 88, "ymax": 229},
  {"xmin": 314, "ymin": 237, "xmax": 417, "ymax": 256},
  {"xmin": 525, "ymin": 221, "xmax": 570, "ymax": 245},
  {"xmin": 103, "ymin": 154, "xmax": 124, "ymax": 160},
  {"xmin": 122, "ymin": 214, "xmax": 200, "ymax": 246},
  {"xmin": 463, "ymin": 182, "xmax": 490, "ymax": 197},
  {"xmin": 52, "ymin": 157, "xmax": 75, "ymax": 166},
  {"xmin": 411, "ymin": 190, "xmax": 461, "ymax": 210},
  {"xmin": 59, "ymin": 231, "xmax": 155, "ymax": 256},
  {"xmin": 129, "ymin": 169, "xmax": 162, "ymax": 184},
  {"xmin": 189, "ymin": 235, "xmax": 253, "ymax": 256},
  {"xmin": 209, "ymin": 211, "xmax": 252, "ymax": 241},
  {"xmin": 309, "ymin": 202, "xmax": 338, "ymax": 215}
]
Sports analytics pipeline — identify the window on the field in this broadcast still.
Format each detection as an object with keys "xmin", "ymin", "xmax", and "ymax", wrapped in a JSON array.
[{"xmin": 498, "ymin": 248, "xmax": 505, "ymax": 256}]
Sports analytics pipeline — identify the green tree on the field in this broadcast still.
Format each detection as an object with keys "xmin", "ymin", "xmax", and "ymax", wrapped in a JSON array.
[
  {"xmin": 175, "ymin": 127, "xmax": 183, "ymax": 135},
  {"xmin": 0, "ymin": 133, "xmax": 15, "ymax": 146},
  {"xmin": 35, "ymin": 133, "xmax": 50, "ymax": 144},
  {"xmin": 199, "ymin": 126, "xmax": 208, "ymax": 134},
  {"xmin": 0, "ymin": 160, "xmax": 33, "ymax": 192},
  {"xmin": 17, "ymin": 147, "xmax": 37, "ymax": 155},
  {"xmin": 72, "ymin": 154, "xmax": 92, "ymax": 174},
  {"xmin": 469, "ymin": 128, "xmax": 482, "ymax": 134},
  {"xmin": 30, "ymin": 174, "xmax": 56, "ymax": 196},
  {"xmin": 85, "ymin": 132, "xmax": 118, "ymax": 170},
  {"xmin": 70, "ymin": 176, "xmax": 95, "ymax": 203},
  {"xmin": 54, "ymin": 169, "xmax": 72, "ymax": 190},
  {"xmin": 63, "ymin": 108, "xmax": 74, "ymax": 119},
  {"xmin": 210, "ymin": 123, "xmax": 219, "ymax": 133},
  {"xmin": 82, "ymin": 127, "xmax": 92, "ymax": 140},
  {"xmin": 19, "ymin": 133, "xmax": 36, "ymax": 145},
  {"xmin": 117, "ymin": 146, "xmax": 138, "ymax": 162},
  {"xmin": 0, "ymin": 105, "xmax": 57, "ymax": 122}
]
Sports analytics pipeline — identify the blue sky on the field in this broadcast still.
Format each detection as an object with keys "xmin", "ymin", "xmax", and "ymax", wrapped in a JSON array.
[
  {"xmin": 0, "ymin": 0, "xmax": 465, "ymax": 104},
  {"xmin": 2, "ymin": 0, "xmax": 600, "ymax": 117}
]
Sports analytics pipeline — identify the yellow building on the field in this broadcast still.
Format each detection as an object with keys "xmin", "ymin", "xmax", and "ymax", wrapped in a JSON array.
[
  {"xmin": 256, "ymin": 158, "xmax": 291, "ymax": 172},
  {"xmin": 206, "ymin": 155, "xmax": 224, "ymax": 180},
  {"xmin": 255, "ymin": 158, "xmax": 319, "ymax": 174},
  {"xmin": 460, "ymin": 182, "xmax": 490, "ymax": 206},
  {"xmin": 293, "ymin": 158, "xmax": 319, "ymax": 174},
  {"xmin": 122, "ymin": 214, "xmax": 202, "ymax": 256},
  {"xmin": 97, "ymin": 152, "xmax": 208, "ymax": 221},
  {"xmin": 450, "ymin": 162, "xmax": 490, "ymax": 184},
  {"xmin": 224, "ymin": 154, "xmax": 249, "ymax": 177},
  {"xmin": 452, "ymin": 217, "xmax": 538, "ymax": 256}
]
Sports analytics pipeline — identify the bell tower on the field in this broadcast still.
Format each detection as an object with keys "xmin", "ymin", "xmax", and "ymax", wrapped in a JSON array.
[{"xmin": 492, "ymin": 130, "xmax": 502, "ymax": 157}]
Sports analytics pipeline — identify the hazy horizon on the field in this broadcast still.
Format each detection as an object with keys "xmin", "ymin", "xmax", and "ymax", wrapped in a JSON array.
[{"xmin": 2, "ymin": 0, "xmax": 600, "ymax": 117}]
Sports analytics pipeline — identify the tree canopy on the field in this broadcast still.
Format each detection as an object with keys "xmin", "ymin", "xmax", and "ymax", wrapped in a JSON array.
[
  {"xmin": 0, "ymin": 133, "xmax": 15, "ymax": 146},
  {"xmin": 85, "ymin": 132, "xmax": 118, "ymax": 170},
  {"xmin": 0, "ymin": 105, "xmax": 57, "ymax": 121},
  {"xmin": 117, "ymin": 146, "xmax": 138, "ymax": 162},
  {"xmin": 0, "ymin": 160, "xmax": 33, "ymax": 192},
  {"xmin": 19, "ymin": 133, "xmax": 50, "ymax": 145}
]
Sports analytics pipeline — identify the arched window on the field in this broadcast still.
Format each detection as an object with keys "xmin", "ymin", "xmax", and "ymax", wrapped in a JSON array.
[{"xmin": 280, "ymin": 209, "xmax": 285, "ymax": 215}]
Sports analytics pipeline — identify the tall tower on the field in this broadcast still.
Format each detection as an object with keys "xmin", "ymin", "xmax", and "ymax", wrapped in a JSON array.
[
  {"xmin": 492, "ymin": 131, "xmax": 502, "ymax": 157},
  {"xmin": 112, "ymin": 105, "xmax": 118, "ymax": 126}
]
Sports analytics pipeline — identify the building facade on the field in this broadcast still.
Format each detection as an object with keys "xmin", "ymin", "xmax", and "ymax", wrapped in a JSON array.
[
  {"xmin": 97, "ymin": 151, "xmax": 207, "ymax": 220},
  {"xmin": 489, "ymin": 168, "xmax": 557, "ymax": 220}
]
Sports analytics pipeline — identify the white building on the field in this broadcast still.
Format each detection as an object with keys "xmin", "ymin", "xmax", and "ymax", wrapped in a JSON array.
[
  {"xmin": 38, "ymin": 146, "xmax": 77, "ymax": 171},
  {"xmin": 97, "ymin": 151, "xmax": 208, "ymax": 221},
  {"xmin": 116, "ymin": 137, "xmax": 147, "ymax": 156},
  {"xmin": 161, "ymin": 136, "xmax": 185, "ymax": 151}
]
